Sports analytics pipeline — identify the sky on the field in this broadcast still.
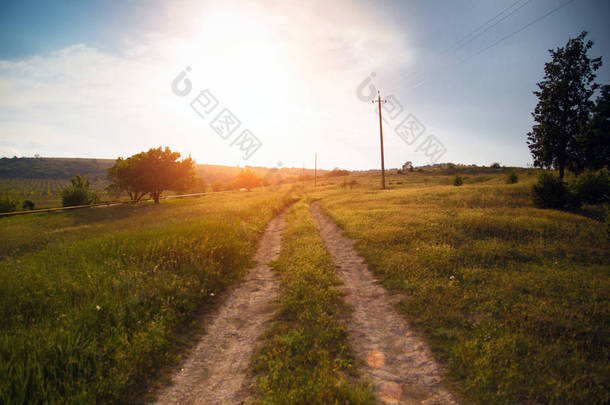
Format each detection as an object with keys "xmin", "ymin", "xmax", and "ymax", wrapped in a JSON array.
[{"xmin": 0, "ymin": 0, "xmax": 609, "ymax": 170}]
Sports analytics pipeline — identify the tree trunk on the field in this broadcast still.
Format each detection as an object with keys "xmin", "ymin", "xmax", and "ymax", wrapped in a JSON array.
[
  {"xmin": 152, "ymin": 191, "xmax": 160, "ymax": 204},
  {"xmin": 558, "ymin": 164, "xmax": 565, "ymax": 181}
]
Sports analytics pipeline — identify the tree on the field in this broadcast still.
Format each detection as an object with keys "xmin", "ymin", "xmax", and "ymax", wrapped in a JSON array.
[
  {"xmin": 527, "ymin": 31, "xmax": 602, "ymax": 180},
  {"xmin": 106, "ymin": 157, "xmax": 148, "ymax": 202},
  {"xmin": 61, "ymin": 174, "xmax": 98, "ymax": 207},
  {"xmin": 576, "ymin": 84, "xmax": 610, "ymax": 172},
  {"xmin": 233, "ymin": 168, "xmax": 262, "ymax": 190},
  {"xmin": 106, "ymin": 147, "xmax": 195, "ymax": 203}
]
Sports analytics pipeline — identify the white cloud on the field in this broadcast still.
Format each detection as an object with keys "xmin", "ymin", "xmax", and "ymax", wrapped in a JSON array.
[{"xmin": 0, "ymin": 0, "xmax": 413, "ymax": 169}]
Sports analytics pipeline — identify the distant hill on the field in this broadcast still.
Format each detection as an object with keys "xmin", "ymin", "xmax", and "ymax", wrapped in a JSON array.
[
  {"xmin": 0, "ymin": 157, "xmax": 113, "ymax": 180},
  {"xmin": 0, "ymin": 157, "xmax": 325, "ymax": 185}
]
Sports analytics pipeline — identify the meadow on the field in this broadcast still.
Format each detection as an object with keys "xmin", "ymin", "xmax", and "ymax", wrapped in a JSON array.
[
  {"xmin": 312, "ymin": 169, "xmax": 609, "ymax": 404},
  {"xmin": 252, "ymin": 199, "xmax": 372, "ymax": 404},
  {"xmin": 0, "ymin": 189, "xmax": 293, "ymax": 404},
  {"xmin": 1, "ymin": 166, "xmax": 607, "ymax": 404}
]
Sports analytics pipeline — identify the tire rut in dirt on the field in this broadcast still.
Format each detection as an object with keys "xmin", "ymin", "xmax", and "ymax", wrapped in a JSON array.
[
  {"xmin": 311, "ymin": 201, "xmax": 457, "ymax": 405},
  {"xmin": 152, "ymin": 213, "xmax": 285, "ymax": 405}
]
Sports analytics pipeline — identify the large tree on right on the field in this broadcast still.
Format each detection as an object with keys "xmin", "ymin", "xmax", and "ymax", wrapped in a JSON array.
[
  {"xmin": 527, "ymin": 31, "xmax": 602, "ymax": 180},
  {"xmin": 576, "ymin": 84, "xmax": 610, "ymax": 172}
]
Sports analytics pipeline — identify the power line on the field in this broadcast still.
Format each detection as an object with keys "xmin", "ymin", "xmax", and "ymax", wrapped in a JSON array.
[
  {"xmin": 448, "ymin": 0, "xmax": 533, "ymax": 54},
  {"xmin": 401, "ymin": 0, "xmax": 579, "ymax": 92},
  {"xmin": 444, "ymin": 0, "xmax": 531, "ymax": 53},
  {"xmin": 460, "ymin": 0, "xmax": 578, "ymax": 63},
  {"xmin": 401, "ymin": 0, "xmax": 533, "ymax": 87}
]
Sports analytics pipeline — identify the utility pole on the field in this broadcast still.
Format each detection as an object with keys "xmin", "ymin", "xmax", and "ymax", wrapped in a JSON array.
[
  {"xmin": 372, "ymin": 90, "xmax": 387, "ymax": 189},
  {"xmin": 314, "ymin": 153, "xmax": 317, "ymax": 188}
]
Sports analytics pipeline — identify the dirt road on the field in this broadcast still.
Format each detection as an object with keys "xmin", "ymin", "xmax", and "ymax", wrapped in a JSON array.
[
  {"xmin": 311, "ymin": 202, "xmax": 457, "ymax": 405},
  {"xmin": 152, "ymin": 213, "xmax": 285, "ymax": 405}
]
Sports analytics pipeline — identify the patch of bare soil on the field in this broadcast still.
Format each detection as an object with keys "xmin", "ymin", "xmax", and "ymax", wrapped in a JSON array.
[
  {"xmin": 311, "ymin": 202, "xmax": 458, "ymax": 405},
  {"xmin": 151, "ymin": 213, "xmax": 285, "ymax": 405}
]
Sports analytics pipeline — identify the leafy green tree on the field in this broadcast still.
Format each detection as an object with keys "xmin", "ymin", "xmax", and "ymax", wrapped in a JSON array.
[
  {"xmin": 61, "ymin": 174, "xmax": 98, "ymax": 207},
  {"xmin": 106, "ymin": 157, "xmax": 148, "ymax": 202},
  {"xmin": 106, "ymin": 147, "xmax": 195, "ymax": 203},
  {"xmin": 576, "ymin": 84, "xmax": 610, "ymax": 172},
  {"xmin": 527, "ymin": 31, "xmax": 602, "ymax": 180}
]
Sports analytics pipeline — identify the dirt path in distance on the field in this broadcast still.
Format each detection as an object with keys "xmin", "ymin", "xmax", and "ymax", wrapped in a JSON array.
[
  {"xmin": 151, "ymin": 213, "xmax": 285, "ymax": 405},
  {"xmin": 311, "ymin": 202, "xmax": 458, "ymax": 405}
]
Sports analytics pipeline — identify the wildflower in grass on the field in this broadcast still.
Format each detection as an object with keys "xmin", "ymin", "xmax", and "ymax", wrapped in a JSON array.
[{"xmin": 95, "ymin": 305, "xmax": 101, "ymax": 311}]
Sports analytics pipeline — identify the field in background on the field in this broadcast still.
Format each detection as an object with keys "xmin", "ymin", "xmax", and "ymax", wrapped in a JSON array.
[
  {"xmin": 0, "ymin": 157, "xmax": 323, "ymax": 208},
  {"xmin": 0, "ymin": 177, "xmax": 109, "ymax": 208},
  {"xmin": 312, "ymin": 170, "xmax": 609, "ymax": 404},
  {"xmin": 0, "ymin": 188, "xmax": 294, "ymax": 404}
]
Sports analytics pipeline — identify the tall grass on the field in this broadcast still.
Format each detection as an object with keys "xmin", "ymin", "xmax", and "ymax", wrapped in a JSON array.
[
  {"xmin": 314, "ymin": 172, "xmax": 609, "ymax": 404},
  {"xmin": 0, "ymin": 190, "xmax": 293, "ymax": 404},
  {"xmin": 252, "ymin": 200, "xmax": 372, "ymax": 404}
]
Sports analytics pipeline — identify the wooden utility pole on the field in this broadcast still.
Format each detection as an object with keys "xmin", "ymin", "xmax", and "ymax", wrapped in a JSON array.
[
  {"xmin": 314, "ymin": 153, "xmax": 317, "ymax": 187},
  {"xmin": 372, "ymin": 90, "xmax": 387, "ymax": 189}
]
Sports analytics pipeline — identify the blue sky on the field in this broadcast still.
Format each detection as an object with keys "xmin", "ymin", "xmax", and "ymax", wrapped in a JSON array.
[{"xmin": 0, "ymin": 0, "xmax": 609, "ymax": 169}]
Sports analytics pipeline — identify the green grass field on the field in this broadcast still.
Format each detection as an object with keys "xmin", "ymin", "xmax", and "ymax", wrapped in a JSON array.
[
  {"xmin": 0, "ymin": 189, "xmax": 293, "ymax": 404},
  {"xmin": 252, "ymin": 199, "xmax": 372, "ymax": 404},
  {"xmin": 1, "ymin": 167, "xmax": 608, "ymax": 404},
  {"xmin": 312, "ymin": 170, "xmax": 609, "ymax": 404}
]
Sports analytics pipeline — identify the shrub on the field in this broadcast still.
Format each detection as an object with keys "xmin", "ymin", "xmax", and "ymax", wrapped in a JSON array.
[
  {"xmin": 570, "ymin": 169, "xmax": 610, "ymax": 204},
  {"xmin": 22, "ymin": 200, "xmax": 35, "ymax": 210},
  {"xmin": 0, "ymin": 195, "xmax": 19, "ymax": 213},
  {"xmin": 491, "ymin": 162, "xmax": 501, "ymax": 169},
  {"xmin": 326, "ymin": 168, "xmax": 350, "ymax": 177},
  {"xmin": 453, "ymin": 175, "xmax": 463, "ymax": 186},
  {"xmin": 506, "ymin": 170, "xmax": 519, "ymax": 184},
  {"xmin": 531, "ymin": 172, "xmax": 579, "ymax": 209},
  {"xmin": 61, "ymin": 175, "xmax": 98, "ymax": 207}
]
